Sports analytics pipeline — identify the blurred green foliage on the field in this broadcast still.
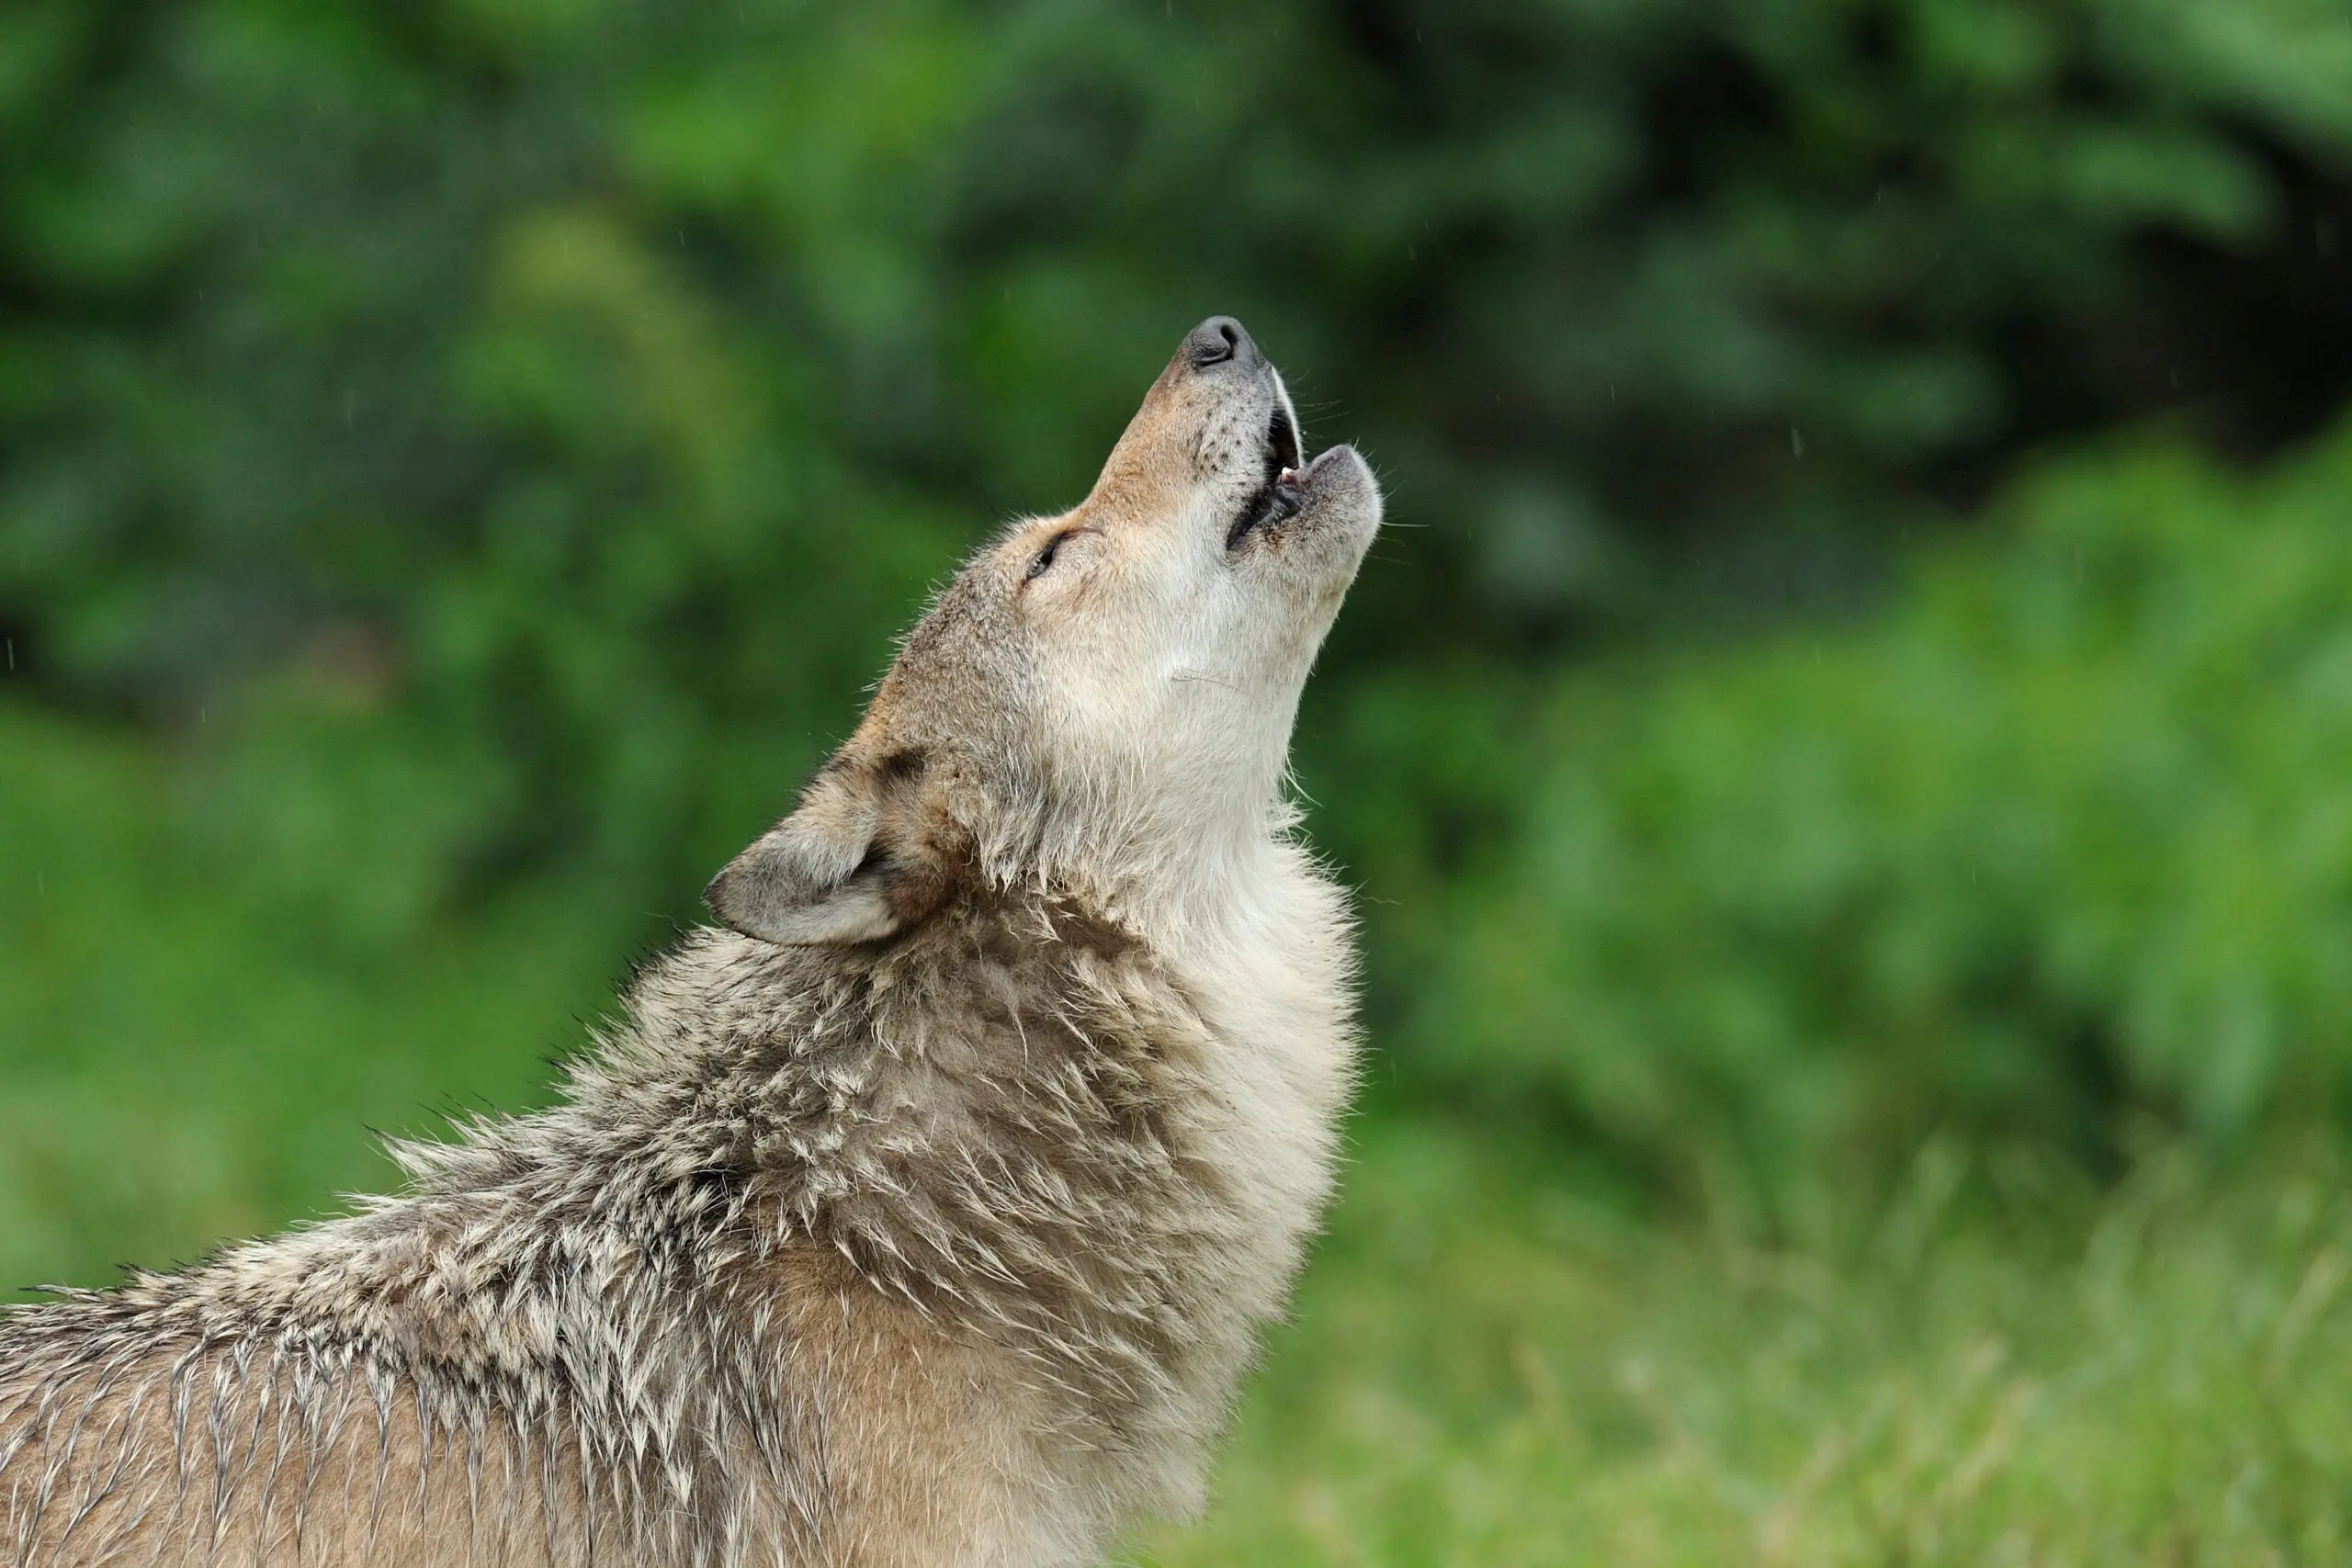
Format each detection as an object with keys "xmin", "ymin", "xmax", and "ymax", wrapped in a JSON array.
[
  {"xmin": 0, "ymin": 705, "xmax": 613, "ymax": 1286},
  {"xmin": 1408, "ymin": 418, "xmax": 2352, "ymax": 1217},
  {"xmin": 6, "ymin": 0, "xmax": 2352, "ymax": 1203}
]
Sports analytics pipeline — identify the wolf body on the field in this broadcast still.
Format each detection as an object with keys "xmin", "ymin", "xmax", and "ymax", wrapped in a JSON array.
[{"xmin": 0, "ymin": 317, "xmax": 1381, "ymax": 1566}]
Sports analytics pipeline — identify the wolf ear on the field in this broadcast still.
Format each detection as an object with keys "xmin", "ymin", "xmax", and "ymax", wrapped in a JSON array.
[{"xmin": 704, "ymin": 772, "xmax": 904, "ymax": 946}]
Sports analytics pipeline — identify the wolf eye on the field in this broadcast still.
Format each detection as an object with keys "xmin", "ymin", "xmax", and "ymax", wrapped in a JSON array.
[{"xmin": 1025, "ymin": 530, "xmax": 1075, "ymax": 582}]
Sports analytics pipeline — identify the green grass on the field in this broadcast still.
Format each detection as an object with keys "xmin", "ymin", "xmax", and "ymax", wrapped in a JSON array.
[
  {"xmin": 1141, "ymin": 1122, "xmax": 2352, "ymax": 1566},
  {"xmin": 6, "ymin": 701, "xmax": 2352, "ymax": 1565}
]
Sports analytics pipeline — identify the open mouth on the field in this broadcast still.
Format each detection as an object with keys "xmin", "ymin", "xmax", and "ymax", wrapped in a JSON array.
[{"xmin": 1226, "ymin": 403, "xmax": 1306, "ymax": 551}]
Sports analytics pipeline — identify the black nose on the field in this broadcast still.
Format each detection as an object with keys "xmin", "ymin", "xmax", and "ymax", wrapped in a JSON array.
[{"xmin": 1183, "ymin": 315, "xmax": 1260, "ymax": 370}]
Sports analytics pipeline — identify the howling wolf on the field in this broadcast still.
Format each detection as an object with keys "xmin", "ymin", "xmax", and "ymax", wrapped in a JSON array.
[{"xmin": 0, "ymin": 315, "xmax": 1380, "ymax": 1566}]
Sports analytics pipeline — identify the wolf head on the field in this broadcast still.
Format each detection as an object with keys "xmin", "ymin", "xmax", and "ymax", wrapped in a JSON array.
[{"xmin": 707, "ymin": 316, "xmax": 1382, "ymax": 945}]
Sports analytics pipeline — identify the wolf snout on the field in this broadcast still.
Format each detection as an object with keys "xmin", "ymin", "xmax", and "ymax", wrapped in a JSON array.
[{"xmin": 1182, "ymin": 314, "xmax": 1261, "ymax": 370}]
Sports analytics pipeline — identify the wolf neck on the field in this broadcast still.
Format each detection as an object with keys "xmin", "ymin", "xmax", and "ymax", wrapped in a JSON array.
[{"xmin": 1008, "ymin": 772, "xmax": 1308, "ymax": 959}]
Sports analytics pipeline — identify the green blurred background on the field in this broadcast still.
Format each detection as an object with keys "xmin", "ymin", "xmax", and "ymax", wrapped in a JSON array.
[{"xmin": 10, "ymin": 1, "xmax": 2352, "ymax": 1559}]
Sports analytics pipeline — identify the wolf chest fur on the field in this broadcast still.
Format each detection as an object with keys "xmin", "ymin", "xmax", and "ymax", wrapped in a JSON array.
[{"xmin": 0, "ymin": 315, "xmax": 1382, "ymax": 1566}]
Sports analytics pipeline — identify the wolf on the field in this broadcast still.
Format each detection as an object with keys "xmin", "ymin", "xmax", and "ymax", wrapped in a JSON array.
[{"xmin": 0, "ymin": 316, "xmax": 1380, "ymax": 1566}]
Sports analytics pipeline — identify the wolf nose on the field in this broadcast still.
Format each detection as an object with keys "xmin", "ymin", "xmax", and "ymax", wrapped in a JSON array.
[{"xmin": 1183, "ymin": 315, "xmax": 1261, "ymax": 370}]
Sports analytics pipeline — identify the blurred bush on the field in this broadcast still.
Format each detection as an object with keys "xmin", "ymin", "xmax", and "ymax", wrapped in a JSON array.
[
  {"xmin": 8, "ymin": 0, "xmax": 2352, "ymax": 929},
  {"xmin": 5, "ymin": 0, "xmax": 2352, "ymax": 1197},
  {"xmin": 1408, "ymin": 414, "xmax": 2352, "ymax": 1217}
]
